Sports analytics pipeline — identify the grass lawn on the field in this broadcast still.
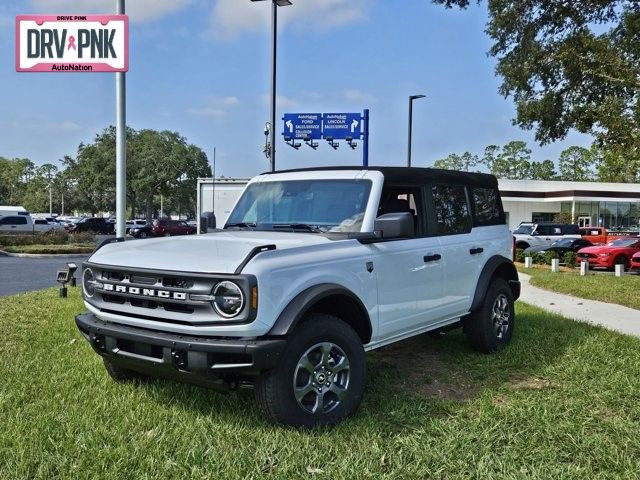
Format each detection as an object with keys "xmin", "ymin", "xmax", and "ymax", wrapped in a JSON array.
[
  {"xmin": 2, "ymin": 289, "xmax": 640, "ymax": 479},
  {"xmin": 522, "ymin": 266, "xmax": 640, "ymax": 311},
  {"xmin": 3, "ymin": 243, "xmax": 95, "ymax": 254}
]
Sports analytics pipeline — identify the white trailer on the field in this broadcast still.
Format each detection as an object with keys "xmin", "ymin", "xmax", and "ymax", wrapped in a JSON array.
[{"xmin": 196, "ymin": 178, "xmax": 249, "ymax": 234}]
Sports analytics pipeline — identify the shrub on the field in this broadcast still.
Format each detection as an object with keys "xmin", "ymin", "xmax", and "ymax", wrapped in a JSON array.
[
  {"xmin": 0, "ymin": 231, "xmax": 94, "ymax": 247},
  {"xmin": 516, "ymin": 249, "xmax": 526, "ymax": 263},
  {"xmin": 563, "ymin": 251, "xmax": 577, "ymax": 268},
  {"xmin": 543, "ymin": 250, "xmax": 559, "ymax": 265}
]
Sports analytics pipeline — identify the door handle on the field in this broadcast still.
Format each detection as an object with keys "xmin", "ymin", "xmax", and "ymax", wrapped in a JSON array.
[
  {"xmin": 423, "ymin": 254, "xmax": 441, "ymax": 263},
  {"xmin": 470, "ymin": 247, "xmax": 484, "ymax": 255}
]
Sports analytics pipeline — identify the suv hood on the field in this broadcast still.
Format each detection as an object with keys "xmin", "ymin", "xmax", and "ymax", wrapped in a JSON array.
[{"xmin": 88, "ymin": 231, "xmax": 334, "ymax": 274}]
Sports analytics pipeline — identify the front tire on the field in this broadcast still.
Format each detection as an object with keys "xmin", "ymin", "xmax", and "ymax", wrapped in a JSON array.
[
  {"xmin": 614, "ymin": 255, "xmax": 629, "ymax": 271},
  {"xmin": 464, "ymin": 278, "xmax": 515, "ymax": 353},
  {"xmin": 255, "ymin": 314, "xmax": 366, "ymax": 428}
]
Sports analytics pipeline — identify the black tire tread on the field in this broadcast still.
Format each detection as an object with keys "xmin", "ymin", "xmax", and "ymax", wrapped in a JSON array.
[
  {"xmin": 254, "ymin": 313, "xmax": 365, "ymax": 428},
  {"xmin": 465, "ymin": 278, "xmax": 514, "ymax": 354}
]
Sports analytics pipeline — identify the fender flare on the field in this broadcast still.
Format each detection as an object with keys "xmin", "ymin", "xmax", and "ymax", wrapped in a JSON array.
[
  {"xmin": 267, "ymin": 283, "xmax": 372, "ymax": 341},
  {"xmin": 470, "ymin": 256, "xmax": 520, "ymax": 311}
]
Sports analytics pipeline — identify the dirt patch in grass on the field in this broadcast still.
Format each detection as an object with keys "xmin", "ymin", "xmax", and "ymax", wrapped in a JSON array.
[{"xmin": 370, "ymin": 336, "xmax": 478, "ymax": 401}]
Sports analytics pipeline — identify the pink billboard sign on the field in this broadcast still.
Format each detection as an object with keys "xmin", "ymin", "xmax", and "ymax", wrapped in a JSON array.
[{"xmin": 16, "ymin": 15, "xmax": 128, "ymax": 72}]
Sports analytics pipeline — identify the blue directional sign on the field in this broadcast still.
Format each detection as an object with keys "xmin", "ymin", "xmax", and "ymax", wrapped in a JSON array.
[
  {"xmin": 322, "ymin": 113, "xmax": 362, "ymax": 140},
  {"xmin": 282, "ymin": 113, "xmax": 322, "ymax": 140}
]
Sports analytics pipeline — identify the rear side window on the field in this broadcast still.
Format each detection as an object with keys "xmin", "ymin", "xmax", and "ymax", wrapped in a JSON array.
[
  {"xmin": 430, "ymin": 184, "xmax": 472, "ymax": 235},
  {"xmin": 0, "ymin": 216, "xmax": 27, "ymax": 225},
  {"xmin": 470, "ymin": 187, "xmax": 505, "ymax": 227},
  {"xmin": 562, "ymin": 224, "xmax": 579, "ymax": 234}
]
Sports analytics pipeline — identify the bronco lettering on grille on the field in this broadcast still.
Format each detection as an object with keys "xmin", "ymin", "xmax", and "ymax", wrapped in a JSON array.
[{"xmin": 102, "ymin": 283, "xmax": 187, "ymax": 300}]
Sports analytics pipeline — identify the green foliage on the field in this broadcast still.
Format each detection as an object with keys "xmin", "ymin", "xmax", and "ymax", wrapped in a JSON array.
[
  {"xmin": 563, "ymin": 252, "xmax": 577, "ymax": 268},
  {"xmin": 515, "ymin": 248, "xmax": 526, "ymax": 263},
  {"xmin": 4, "ymin": 243, "xmax": 95, "ymax": 254},
  {"xmin": 433, "ymin": 152, "xmax": 479, "ymax": 171},
  {"xmin": 0, "ymin": 231, "xmax": 93, "ymax": 247},
  {"xmin": 543, "ymin": 251, "xmax": 559, "ymax": 265},
  {"xmin": 558, "ymin": 146, "xmax": 596, "ymax": 181},
  {"xmin": 433, "ymin": 0, "xmax": 640, "ymax": 176},
  {"xmin": 553, "ymin": 212, "xmax": 574, "ymax": 224}
]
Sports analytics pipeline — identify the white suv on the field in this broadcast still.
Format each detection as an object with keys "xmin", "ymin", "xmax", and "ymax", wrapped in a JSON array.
[
  {"xmin": 513, "ymin": 222, "xmax": 581, "ymax": 250},
  {"xmin": 75, "ymin": 167, "xmax": 520, "ymax": 427}
]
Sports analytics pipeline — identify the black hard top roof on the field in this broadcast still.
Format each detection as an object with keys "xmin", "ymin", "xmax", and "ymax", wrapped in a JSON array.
[{"xmin": 262, "ymin": 166, "xmax": 498, "ymax": 188}]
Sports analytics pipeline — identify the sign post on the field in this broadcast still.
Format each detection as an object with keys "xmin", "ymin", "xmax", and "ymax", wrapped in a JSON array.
[{"xmin": 115, "ymin": 0, "xmax": 126, "ymax": 239}]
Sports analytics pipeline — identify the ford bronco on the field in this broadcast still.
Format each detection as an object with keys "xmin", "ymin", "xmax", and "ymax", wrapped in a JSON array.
[{"xmin": 75, "ymin": 167, "xmax": 520, "ymax": 427}]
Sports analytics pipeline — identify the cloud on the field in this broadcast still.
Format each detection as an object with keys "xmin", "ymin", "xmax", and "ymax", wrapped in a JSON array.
[
  {"xmin": 187, "ymin": 107, "xmax": 226, "ymax": 118},
  {"xmin": 9, "ymin": 117, "xmax": 83, "ymax": 132},
  {"xmin": 30, "ymin": 0, "xmax": 192, "ymax": 23},
  {"xmin": 187, "ymin": 95, "xmax": 240, "ymax": 118},
  {"xmin": 261, "ymin": 94, "xmax": 299, "ymax": 109},
  {"xmin": 343, "ymin": 89, "xmax": 377, "ymax": 104},
  {"xmin": 210, "ymin": 0, "xmax": 370, "ymax": 39}
]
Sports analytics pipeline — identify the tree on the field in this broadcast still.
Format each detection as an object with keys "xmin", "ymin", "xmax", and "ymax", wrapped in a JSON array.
[
  {"xmin": 433, "ymin": 152, "xmax": 479, "ymax": 171},
  {"xmin": 530, "ymin": 160, "xmax": 556, "ymax": 180},
  {"xmin": 66, "ymin": 127, "xmax": 211, "ymax": 220},
  {"xmin": 558, "ymin": 146, "xmax": 595, "ymax": 181},
  {"xmin": 433, "ymin": 0, "xmax": 640, "ymax": 173},
  {"xmin": 491, "ymin": 141, "xmax": 532, "ymax": 179}
]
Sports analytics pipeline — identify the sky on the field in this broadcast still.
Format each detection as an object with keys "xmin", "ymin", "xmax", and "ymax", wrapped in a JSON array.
[{"xmin": 0, "ymin": 0, "xmax": 593, "ymax": 178}]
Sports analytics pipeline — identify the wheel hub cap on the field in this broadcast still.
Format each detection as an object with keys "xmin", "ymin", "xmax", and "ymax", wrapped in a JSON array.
[
  {"xmin": 492, "ymin": 293, "xmax": 511, "ymax": 340},
  {"xmin": 293, "ymin": 342, "xmax": 350, "ymax": 415}
]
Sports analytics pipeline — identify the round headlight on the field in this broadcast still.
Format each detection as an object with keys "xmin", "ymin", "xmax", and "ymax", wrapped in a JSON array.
[
  {"xmin": 212, "ymin": 281, "xmax": 244, "ymax": 318},
  {"xmin": 83, "ymin": 268, "xmax": 96, "ymax": 298}
]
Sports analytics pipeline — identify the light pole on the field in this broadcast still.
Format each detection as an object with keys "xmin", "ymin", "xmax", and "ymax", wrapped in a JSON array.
[
  {"xmin": 407, "ymin": 94, "xmax": 426, "ymax": 167},
  {"xmin": 251, "ymin": 0, "xmax": 292, "ymax": 172}
]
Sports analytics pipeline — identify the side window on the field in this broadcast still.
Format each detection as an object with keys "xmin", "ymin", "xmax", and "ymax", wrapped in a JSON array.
[
  {"xmin": 470, "ymin": 187, "xmax": 504, "ymax": 226},
  {"xmin": 536, "ymin": 225, "xmax": 552, "ymax": 236},
  {"xmin": 430, "ymin": 184, "xmax": 472, "ymax": 235},
  {"xmin": 562, "ymin": 224, "xmax": 579, "ymax": 234},
  {"xmin": 377, "ymin": 185, "xmax": 425, "ymax": 236},
  {"xmin": 1, "ymin": 216, "xmax": 27, "ymax": 225}
]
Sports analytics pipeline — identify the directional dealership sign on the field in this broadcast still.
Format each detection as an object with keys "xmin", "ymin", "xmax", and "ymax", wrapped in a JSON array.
[
  {"xmin": 322, "ymin": 113, "xmax": 362, "ymax": 139},
  {"xmin": 16, "ymin": 15, "xmax": 129, "ymax": 72},
  {"xmin": 282, "ymin": 113, "xmax": 323, "ymax": 140}
]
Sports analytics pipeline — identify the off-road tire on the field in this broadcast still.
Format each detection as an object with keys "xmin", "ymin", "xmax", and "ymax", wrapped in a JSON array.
[
  {"xmin": 103, "ymin": 359, "xmax": 147, "ymax": 382},
  {"xmin": 255, "ymin": 313, "xmax": 366, "ymax": 428},
  {"xmin": 464, "ymin": 278, "xmax": 515, "ymax": 353}
]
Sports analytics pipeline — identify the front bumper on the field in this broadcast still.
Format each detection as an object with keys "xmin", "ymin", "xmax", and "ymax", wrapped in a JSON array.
[
  {"xmin": 577, "ymin": 256, "xmax": 611, "ymax": 268},
  {"xmin": 75, "ymin": 313, "xmax": 286, "ymax": 387}
]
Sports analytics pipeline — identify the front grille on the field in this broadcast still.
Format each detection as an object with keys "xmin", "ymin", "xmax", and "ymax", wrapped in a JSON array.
[
  {"xmin": 578, "ymin": 253, "xmax": 597, "ymax": 259},
  {"xmin": 92, "ymin": 268, "xmax": 214, "ymax": 319}
]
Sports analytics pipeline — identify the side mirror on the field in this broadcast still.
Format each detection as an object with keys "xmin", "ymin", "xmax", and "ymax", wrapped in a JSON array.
[{"xmin": 374, "ymin": 212, "xmax": 414, "ymax": 239}]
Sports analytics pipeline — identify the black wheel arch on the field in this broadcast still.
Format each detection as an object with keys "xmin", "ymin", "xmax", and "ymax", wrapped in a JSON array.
[
  {"xmin": 267, "ymin": 284, "xmax": 372, "ymax": 344},
  {"xmin": 471, "ymin": 255, "xmax": 520, "ymax": 312}
]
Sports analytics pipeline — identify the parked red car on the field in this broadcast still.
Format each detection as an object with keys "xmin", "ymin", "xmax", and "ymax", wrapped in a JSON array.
[
  {"xmin": 631, "ymin": 251, "xmax": 640, "ymax": 273},
  {"xmin": 577, "ymin": 237, "xmax": 640, "ymax": 270},
  {"xmin": 150, "ymin": 219, "xmax": 196, "ymax": 237}
]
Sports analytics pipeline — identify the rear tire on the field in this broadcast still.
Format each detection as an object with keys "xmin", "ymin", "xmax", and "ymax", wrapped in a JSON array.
[
  {"xmin": 103, "ymin": 359, "xmax": 147, "ymax": 382},
  {"xmin": 255, "ymin": 313, "xmax": 366, "ymax": 428},
  {"xmin": 464, "ymin": 278, "xmax": 515, "ymax": 353}
]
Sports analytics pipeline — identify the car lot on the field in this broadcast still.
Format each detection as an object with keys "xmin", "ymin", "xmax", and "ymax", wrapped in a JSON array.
[{"xmin": 0, "ymin": 254, "xmax": 89, "ymax": 296}]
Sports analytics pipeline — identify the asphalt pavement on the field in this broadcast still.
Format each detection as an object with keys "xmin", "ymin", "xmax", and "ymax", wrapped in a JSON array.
[{"xmin": 0, "ymin": 254, "xmax": 89, "ymax": 297}]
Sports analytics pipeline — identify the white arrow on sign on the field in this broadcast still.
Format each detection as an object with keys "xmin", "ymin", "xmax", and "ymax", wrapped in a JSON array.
[
  {"xmin": 286, "ymin": 120, "xmax": 293, "ymax": 133},
  {"xmin": 351, "ymin": 119, "xmax": 359, "ymax": 133}
]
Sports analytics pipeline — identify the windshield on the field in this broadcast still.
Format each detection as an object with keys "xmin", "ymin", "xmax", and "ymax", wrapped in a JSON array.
[
  {"xmin": 607, "ymin": 238, "xmax": 639, "ymax": 247},
  {"xmin": 514, "ymin": 224, "xmax": 534, "ymax": 235},
  {"xmin": 226, "ymin": 179, "xmax": 372, "ymax": 233}
]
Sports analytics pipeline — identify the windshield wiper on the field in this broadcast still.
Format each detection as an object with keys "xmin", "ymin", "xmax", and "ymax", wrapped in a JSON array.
[
  {"xmin": 224, "ymin": 222, "xmax": 256, "ymax": 230},
  {"xmin": 272, "ymin": 223, "xmax": 324, "ymax": 233}
]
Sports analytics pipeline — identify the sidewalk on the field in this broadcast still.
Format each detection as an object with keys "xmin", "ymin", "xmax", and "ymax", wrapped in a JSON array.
[{"xmin": 519, "ymin": 272, "xmax": 640, "ymax": 337}]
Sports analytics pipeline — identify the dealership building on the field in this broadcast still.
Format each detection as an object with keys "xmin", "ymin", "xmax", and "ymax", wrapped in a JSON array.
[{"xmin": 197, "ymin": 176, "xmax": 640, "ymax": 233}]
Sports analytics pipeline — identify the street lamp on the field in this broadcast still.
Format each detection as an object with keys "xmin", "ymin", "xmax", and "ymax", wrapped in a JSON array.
[
  {"xmin": 251, "ymin": 0, "xmax": 293, "ymax": 172},
  {"xmin": 407, "ymin": 94, "xmax": 426, "ymax": 167}
]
